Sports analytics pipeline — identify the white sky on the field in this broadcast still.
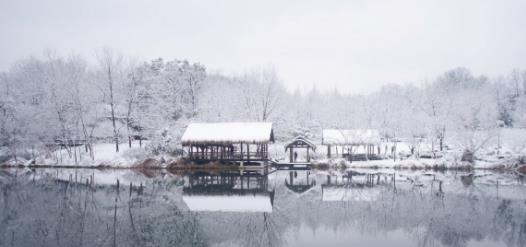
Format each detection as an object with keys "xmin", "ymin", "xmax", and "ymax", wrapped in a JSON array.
[{"xmin": 1, "ymin": 0, "xmax": 526, "ymax": 93}]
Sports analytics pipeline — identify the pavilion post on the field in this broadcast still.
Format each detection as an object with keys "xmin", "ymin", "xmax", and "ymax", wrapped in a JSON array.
[
  {"xmin": 247, "ymin": 143, "xmax": 250, "ymax": 162},
  {"xmin": 240, "ymin": 143, "xmax": 243, "ymax": 160},
  {"xmin": 364, "ymin": 145, "xmax": 370, "ymax": 160}
]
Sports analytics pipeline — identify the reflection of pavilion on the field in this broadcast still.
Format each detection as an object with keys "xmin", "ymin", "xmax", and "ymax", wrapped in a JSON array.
[
  {"xmin": 284, "ymin": 171, "xmax": 316, "ymax": 193},
  {"xmin": 182, "ymin": 171, "xmax": 274, "ymax": 212},
  {"xmin": 321, "ymin": 172, "xmax": 388, "ymax": 202}
]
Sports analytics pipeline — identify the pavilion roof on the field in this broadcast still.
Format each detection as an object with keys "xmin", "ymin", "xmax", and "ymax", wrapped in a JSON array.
[
  {"xmin": 182, "ymin": 194, "xmax": 273, "ymax": 212},
  {"xmin": 181, "ymin": 122, "xmax": 274, "ymax": 145},
  {"xmin": 285, "ymin": 136, "xmax": 317, "ymax": 151}
]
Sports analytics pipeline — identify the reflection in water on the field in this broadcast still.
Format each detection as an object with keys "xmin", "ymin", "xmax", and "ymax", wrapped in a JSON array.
[
  {"xmin": 183, "ymin": 171, "xmax": 274, "ymax": 212},
  {"xmin": 0, "ymin": 168, "xmax": 525, "ymax": 247},
  {"xmin": 285, "ymin": 171, "xmax": 316, "ymax": 194}
]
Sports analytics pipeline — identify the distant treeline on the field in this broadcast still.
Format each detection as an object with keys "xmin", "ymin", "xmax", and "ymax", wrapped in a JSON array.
[{"xmin": 1, "ymin": 49, "xmax": 526, "ymax": 160}]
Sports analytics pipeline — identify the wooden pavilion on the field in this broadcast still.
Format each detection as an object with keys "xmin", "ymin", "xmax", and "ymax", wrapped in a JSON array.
[
  {"xmin": 284, "ymin": 136, "xmax": 316, "ymax": 163},
  {"xmin": 322, "ymin": 129, "xmax": 382, "ymax": 161},
  {"xmin": 181, "ymin": 122, "xmax": 275, "ymax": 166}
]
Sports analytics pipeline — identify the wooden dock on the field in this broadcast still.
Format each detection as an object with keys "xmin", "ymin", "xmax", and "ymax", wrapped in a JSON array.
[{"xmin": 272, "ymin": 161, "xmax": 312, "ymax": 170}]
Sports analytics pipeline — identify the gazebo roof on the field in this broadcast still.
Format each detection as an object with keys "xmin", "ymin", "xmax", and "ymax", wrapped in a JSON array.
[{"xmin": 285, "ymin": 136, "xmax": 317, "ymax": 151}]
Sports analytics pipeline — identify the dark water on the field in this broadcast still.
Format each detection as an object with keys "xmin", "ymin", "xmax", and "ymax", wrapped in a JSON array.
[{"xmin": 0, "ymin": 168, "xmax": 525, "ymax": 247}]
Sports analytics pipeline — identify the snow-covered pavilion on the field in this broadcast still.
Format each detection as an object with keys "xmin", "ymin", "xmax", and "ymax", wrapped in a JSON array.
[
  {"xmin": 322, "ymin": 129, "xmax": 382, "ymax": 161},
  {"xmin": 181, "ymin": 122, "xmax": 275, "ymax": 165},
  {"xmin": 284, "ymin": 136, "xmax": 316, "ymax": 163}
]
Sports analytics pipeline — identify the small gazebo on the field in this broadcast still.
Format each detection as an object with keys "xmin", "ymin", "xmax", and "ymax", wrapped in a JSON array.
[{"xmin": 284, "ymin": 136, "xmax": 316, "ymax": 163}]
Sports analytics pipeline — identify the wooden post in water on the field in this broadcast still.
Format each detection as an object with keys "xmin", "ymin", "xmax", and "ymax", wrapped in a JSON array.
[
  {"xmin": 247, "ymin": 143, "xmax": 250, "ymax": 162},
  {"xmin": 113, "ymin": 197, "xmax": 117, "ymax": 247},
  {"xmin": 393, "ymin": 173, "xmax": 396, "ymax": 191},
  {"xmin": 496, "ymin": 180, "xmax": 499, "ymax": 198},
  {"xmin": 240, "ymin": 143, "xmax": 243, "ymax": 161}
]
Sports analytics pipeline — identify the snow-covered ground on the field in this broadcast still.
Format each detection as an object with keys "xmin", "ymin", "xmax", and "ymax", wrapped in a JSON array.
[
  {"xmin": 273, "ymin": 128, "xmax": 526, "ymax": 170},
  {"xmin": 1, "ymin": 141, "xmax": 167, "ymax": 168}
]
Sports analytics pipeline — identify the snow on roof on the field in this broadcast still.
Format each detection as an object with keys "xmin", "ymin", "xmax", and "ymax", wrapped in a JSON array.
[
  {"xmin": 322, "ymin": 129, "xmax": 381, "ymax": 145},
  {"xmin": 285, "ymin": 136, "xmax": 317, "ymax": 151},
  {"xmin": 181, "ymin": 122, "xmax": 274, "ymax": 145},
  {"xmin": 182, "ymin": 194, "xmax": 273, "ymax": 212},
  {"xmin": 322, "ymin": 187, "xmax": 381, "ymax": 202}
]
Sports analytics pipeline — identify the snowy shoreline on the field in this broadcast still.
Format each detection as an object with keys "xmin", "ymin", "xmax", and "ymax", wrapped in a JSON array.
[
  {"xmin": 1, "ymin": 157, "xmax": 524, "ymax": 175},
  {"xmin": 2, "ymin": 138, "xmax": 525, "ymax": 174}
]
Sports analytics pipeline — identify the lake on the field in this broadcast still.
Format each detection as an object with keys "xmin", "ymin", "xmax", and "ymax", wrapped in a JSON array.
[{"xmin": 0, "ymin": 167, "xmax": 525, "ymax": 247}]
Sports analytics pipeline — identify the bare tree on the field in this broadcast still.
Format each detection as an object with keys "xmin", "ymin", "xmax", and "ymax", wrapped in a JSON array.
[
  {"xmin": 238, "ymin": 68, "xmax": 284, "ymax": 121},
  {"xmin": 96, "ymin": 48, "xmax": 124, "ymax": 152},
  {"xmin": 124, "ymin": 65, "xmax": 140, "ymax": 148},
  {"xmin": 259, "ymin": 69, "xmax": 283, "ymax": 121},
  {"xmin": 180, "ymin": 61, "xmax": 206, "ymax": 118}
]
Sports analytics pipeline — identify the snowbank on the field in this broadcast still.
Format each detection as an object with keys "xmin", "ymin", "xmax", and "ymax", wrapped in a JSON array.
[{"xmin": 1, "ymin": 141, "xmax": 175, "ymax": 168}]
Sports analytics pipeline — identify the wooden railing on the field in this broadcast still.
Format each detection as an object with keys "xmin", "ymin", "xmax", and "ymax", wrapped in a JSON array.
[{"xmin": 188, "ymin": 151, "xmax": 268, "ymax": 161}]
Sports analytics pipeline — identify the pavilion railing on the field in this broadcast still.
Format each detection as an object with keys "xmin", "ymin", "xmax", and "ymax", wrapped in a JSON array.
[{"xmin": 188, "ymin": 151, "xmax": 268, "ymax": 161}]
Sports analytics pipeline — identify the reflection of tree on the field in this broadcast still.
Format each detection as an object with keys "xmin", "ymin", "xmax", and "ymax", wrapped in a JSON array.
[
  {"xmin": 270, "ymin": 171, "xmax": 526, "ymax": 247},
  {"xmin": 228, "ymin": 210, "xmax": 287, "ymax": 247},
  {"xmin": 492, "ymin": 199, "xmax": 526, "ymax": 247},
  {"xmin": 1, "ymin": 170, "xmax": 526, "ymax": 247},
  {"xmin": 0, "ymin": 172, "xmax": 207, "ymax": 247}
]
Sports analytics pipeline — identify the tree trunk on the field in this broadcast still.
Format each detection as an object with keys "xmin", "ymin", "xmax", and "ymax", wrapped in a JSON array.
[{"xmin": 107, "ymin": 66, "xmax": 119, "ymax": 153}]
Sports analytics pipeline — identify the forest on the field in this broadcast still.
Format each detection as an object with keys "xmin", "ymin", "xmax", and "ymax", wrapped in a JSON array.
[{"xmin": 1, "ymin": 49, "xmax": 526, "ymax": 166}]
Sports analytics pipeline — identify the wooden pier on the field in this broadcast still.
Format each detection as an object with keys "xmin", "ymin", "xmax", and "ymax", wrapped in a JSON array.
[{"xmin": 273, "ymin": 161, "xmax": 312, "ymax": 170}]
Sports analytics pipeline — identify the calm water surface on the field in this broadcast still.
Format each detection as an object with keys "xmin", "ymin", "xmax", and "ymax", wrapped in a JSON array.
[{"xmin": 0, "ymin": 167, "xmax": 525, "ymax": 247}]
